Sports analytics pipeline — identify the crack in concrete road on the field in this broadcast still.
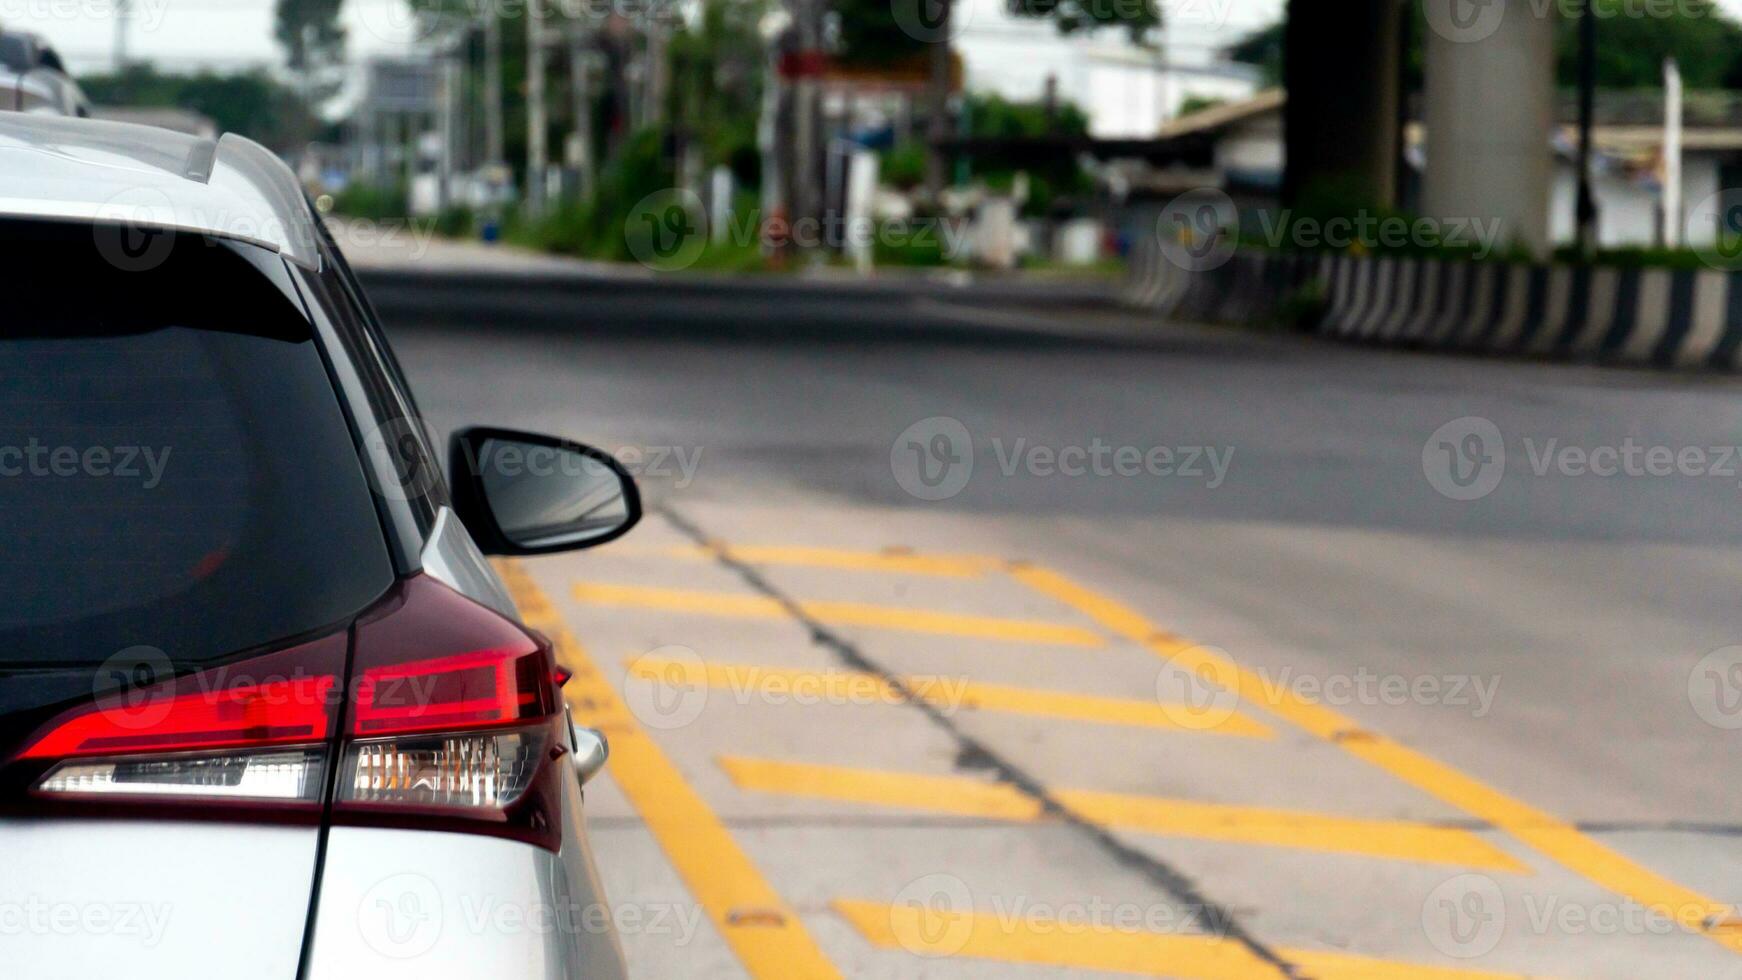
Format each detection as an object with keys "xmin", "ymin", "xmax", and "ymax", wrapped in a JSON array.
[{"xmin": 659, "ymin": 503, "xmax": 1304, "ymax": 979}]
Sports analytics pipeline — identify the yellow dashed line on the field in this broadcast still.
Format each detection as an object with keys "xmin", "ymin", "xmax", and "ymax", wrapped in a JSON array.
[
  {"xmin": 834, "ymin": 901, "xmax": 1543, "ymax": 980},
  {"xmin": 1006, "ymin": 563, "xmax": 1742, "ymax": 956},
  {"xmin": 572, "ymin": 580, "xmax": 1105, "ymax": 647},
  {"xmin": 720, "ymin": 757, "xmax": 1525, "ymax": 872},
  {"xmin": 624, "ymin": 655, "xmax": 1272, "ymax": 737},
  {"xmin": 496, "ymin": 560, "xmax": 842, "ymax": 980},
  {"xmin": 621, "ymin": 544, "xmax": 999, "ymax": 577}
]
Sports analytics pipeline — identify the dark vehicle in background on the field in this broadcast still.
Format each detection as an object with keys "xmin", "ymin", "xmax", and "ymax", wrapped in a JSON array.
[
  {"xmin": 0, "ymin": 31, "xmax": 88, "ymax": 116},
  {"xmin": 0, "ymin": 114, "xmax": 632, "ymax": 979}
]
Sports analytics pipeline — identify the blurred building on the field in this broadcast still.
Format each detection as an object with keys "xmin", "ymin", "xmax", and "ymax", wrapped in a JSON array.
[
  {"xmin": 1134, "ymin": 88, "xmax": 1742, "ymax": 248},
  {"xmin": 955, "ymin": 1, "xmax": 1263, "ymax": 138}
]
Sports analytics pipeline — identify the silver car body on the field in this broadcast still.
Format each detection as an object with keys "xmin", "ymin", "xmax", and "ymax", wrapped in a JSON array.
[{"xmin": 0, "ymin": 114, "xmax": 626, "ymax": 980}]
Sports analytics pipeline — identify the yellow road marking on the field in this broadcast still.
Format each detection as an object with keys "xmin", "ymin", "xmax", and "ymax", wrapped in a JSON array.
[
  {"xmin": 720, "ymin": 757, "xmax": 1525, "ymax": 872},
  {"xmin": 835, "ymin": 900, "xmax": 1541, "ymax": 980},
  {"xmin": 496, "ymin": 561, "xmax": 842, "ymax": 980},
  {"xmin": 573, "ymin": 581, "xmax": 1105, "ymax": 647},
  {"xmin": 620, "ymin": 543, "xmax": 999, "ymax": 578},
  {"xmin": 1006, "ymin": 563, "xmax": 1742, "ymax": 955},
  {"xmin": 625, "ymin": 655, "xmax": 1272, "ymax": 737}
]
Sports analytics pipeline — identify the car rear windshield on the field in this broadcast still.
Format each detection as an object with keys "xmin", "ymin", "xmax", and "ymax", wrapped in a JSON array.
[{"xmin": 0, "ymin": 221, "xmax": 395, "ymax": 677}]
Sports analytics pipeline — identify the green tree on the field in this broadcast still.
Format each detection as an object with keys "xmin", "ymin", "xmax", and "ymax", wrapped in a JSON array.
[
  {"xmin": 1234, "ymin": 2, "xmax": 1742, "ymax": 90},
  {"xmin": 1554, "ymin": 1, "xmax": 1742, "ymax": 88},
  {"xmin": 78, "ymin": 65, "xmax": 319, "ymax": 151},
  {"xmin": 961, "ymin": 94, "xmax": 1093, "ymax": 215},
  {"xmin": 668, "ymin": 0, "xmax": 769, "ymax": 187},
  {"xmin": 275, "ymin": 0, "xmax": 346, "ymax": 81}
]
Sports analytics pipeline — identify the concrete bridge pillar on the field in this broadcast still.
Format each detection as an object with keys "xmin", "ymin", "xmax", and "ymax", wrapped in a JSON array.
[{"xmin": 1421, "ymin": 0, "xmax": 1557, "ymax": 254}]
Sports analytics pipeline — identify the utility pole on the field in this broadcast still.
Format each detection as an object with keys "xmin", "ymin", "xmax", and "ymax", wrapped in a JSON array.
[
  {"xmin": 438, "ymin": 37, "xmax": 461, "ymax": 213},
  {"xmin": 113, "ymin": 0, "xmax": 132, "ymax": 71},
  {"xmin": 483, "ymin": 9, "xmax": 507, "ymax": 192},
  {"xmin": 787, "ymin": 0, "xmax": 823, "ymax": 242},
  {"xmin": 569, "ymin": 31, "xmax": 596, "ymax": 201},
  {"xmin": 1574, "ymin": 3, "xmax": 1598, "ymax": 254},
  {"xmin": 526, "ymin": 0, "xmax": 549, "ymax": 215},
  {"xmin": 922, "ymin": 0, "xmax": 952, "ymax": 206}
]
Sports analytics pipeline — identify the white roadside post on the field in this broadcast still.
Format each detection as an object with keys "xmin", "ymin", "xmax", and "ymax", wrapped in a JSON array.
[
  {"xmin": 1664, "ymin": 57, "xmax": 1684, "ymax": 248},
  {"xmin": 845, "ymin": 149, "xmax": 880, "ymax": 275}
]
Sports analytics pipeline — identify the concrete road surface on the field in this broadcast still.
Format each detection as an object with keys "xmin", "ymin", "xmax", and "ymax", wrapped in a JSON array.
[{"xmin": 367, "ymin": 259, "xmax": 1742, "ymax": 980}]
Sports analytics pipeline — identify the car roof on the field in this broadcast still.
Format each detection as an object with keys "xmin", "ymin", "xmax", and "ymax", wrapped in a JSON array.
[{"xmin": 0, "ymin": 113, "xmax": 321, "ymax": 269}]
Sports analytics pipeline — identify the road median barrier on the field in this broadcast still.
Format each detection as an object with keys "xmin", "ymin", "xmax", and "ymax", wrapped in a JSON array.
[{"xmin": 1126, "ymin": 240, "xmax": 1742, "ymax": 370}]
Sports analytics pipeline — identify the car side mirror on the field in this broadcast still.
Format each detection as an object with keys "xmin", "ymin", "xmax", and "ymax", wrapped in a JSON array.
[
  {"xmin": 571, "ymin": 721, "xmax": 609, "ymax": 785},
  {"xmin": 451, "ymin": 427, "xmax": 641, "ymax": 555}
]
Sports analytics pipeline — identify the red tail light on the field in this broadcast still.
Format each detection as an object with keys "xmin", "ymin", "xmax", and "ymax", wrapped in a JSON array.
[
  {"xmin": 20, "ymin": 676, "xmax": 335, "ymax": 760},
  {"xmin": 10, "ymin": 575, "xmax": 569, "ymax": 849}
]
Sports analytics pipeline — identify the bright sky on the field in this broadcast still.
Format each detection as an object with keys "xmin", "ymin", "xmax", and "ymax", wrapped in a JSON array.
[
  {"xmin": 12, "ymin": 0, "xmax": 1289, "ymax": 74},
  {"xmin": 6, "ymin": 0, "xmax": 1739, "ymax": 75}
]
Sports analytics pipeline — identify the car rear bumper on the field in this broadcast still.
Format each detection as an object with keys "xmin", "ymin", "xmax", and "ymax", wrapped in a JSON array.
[
  {"xmin": 0, "ymin": 818, "xmax": 317, "ymax": 980},
  {"xmin": 303, "ymin": 826, "xmax": 627, "ymax": 980}
]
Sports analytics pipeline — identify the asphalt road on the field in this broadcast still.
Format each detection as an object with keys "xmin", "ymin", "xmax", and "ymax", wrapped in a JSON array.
[{"xmin": 369, "ymin": 264, "xmax": 1742, "ymax": 980}]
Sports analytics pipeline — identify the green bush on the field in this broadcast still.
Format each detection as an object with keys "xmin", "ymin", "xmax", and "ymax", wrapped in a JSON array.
[{"xmin": 330, "ymin": 182, "xmax": 408, "ymax": 220}]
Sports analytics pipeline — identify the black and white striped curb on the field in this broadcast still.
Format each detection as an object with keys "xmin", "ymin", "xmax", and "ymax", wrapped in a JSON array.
[{"xmin": 1125, "ymin": 241, "xmax": 1742, "ymax": 370}]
